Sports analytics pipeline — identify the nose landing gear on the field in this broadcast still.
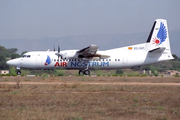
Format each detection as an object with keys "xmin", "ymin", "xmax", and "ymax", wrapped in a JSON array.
[
  {"xmin": 16, "ymin": 67, "xmax": 21, "ymax": 75},
  {"xmin": 16, "ymin": 70, "xmax": 21, "ymax": 75}
]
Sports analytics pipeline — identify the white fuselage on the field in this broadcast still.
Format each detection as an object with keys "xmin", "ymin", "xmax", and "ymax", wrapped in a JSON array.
[{"xmin": 7, "ymin": 43, "xmax": 173, "ymax": 70}]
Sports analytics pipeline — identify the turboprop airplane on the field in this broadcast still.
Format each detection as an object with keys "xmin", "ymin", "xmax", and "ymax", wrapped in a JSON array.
[{"xmin": 6, "ymin": 19, "xmax": 174, "ymax": 75}]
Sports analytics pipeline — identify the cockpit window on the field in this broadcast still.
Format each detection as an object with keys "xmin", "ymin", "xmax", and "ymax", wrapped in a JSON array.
[
  {"xmin": 27, "ymin": 55, "xmax": 31, "ymax": 58},
  {"xmin": 22, "ymin": 55, "xmax": 31, "ymax": 58},
  {"xmin": 22, "ymin": 55, "xmax": 27, "ymax": 58}
]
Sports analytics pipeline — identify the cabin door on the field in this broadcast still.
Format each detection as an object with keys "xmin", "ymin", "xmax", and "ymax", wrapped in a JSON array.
[
  {"xmin": 122, "ymin": 57, "xmax": 128, "ymax": 66},
  {"xmin": 36, "ymin": 54, "xmax": 42, "ymax": 68}
]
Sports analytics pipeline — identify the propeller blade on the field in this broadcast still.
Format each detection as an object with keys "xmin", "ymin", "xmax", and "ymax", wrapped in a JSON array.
[
  {"xmin": 54, "ymin": 45, "xmax": 55, "ymax": 51},
  {"xmin": 58, "ymin": 45, "xmax": 60, "ymax": 53}
]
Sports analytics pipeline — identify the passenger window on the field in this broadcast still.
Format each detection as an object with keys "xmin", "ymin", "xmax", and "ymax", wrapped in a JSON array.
[
  {"xmin": 115, "ymin": 59, "xmax": 117, "ymax": 61},
  {"xmin": 109, "ymin": 59, "xmax": 111, "ymax": 61},
  {"xmin": 118, "ymin": 59, "xmax": 120, "ymax": 61}
]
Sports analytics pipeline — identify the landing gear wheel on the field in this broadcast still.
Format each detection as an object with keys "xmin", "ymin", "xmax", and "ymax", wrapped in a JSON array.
[
  {"xmin": 79, "ymin": 70, "xmax": 84, "ymax": 75},
  {"xmin": 84, "ymin": 70, "xmax": 90, "ymax": 75},
  {"xmin": 16, "ymin": 70, "xmax": 21, "ymax": 75}
]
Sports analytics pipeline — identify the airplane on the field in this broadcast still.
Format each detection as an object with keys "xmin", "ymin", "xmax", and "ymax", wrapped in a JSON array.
[{"xmin": 6, "ymin": 19, "xmax": 174, "ymax": 75}]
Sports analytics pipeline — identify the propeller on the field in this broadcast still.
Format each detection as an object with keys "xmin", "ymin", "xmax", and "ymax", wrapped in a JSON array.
[
  {"xmin": 58, "ymin": 45, "xmax": 61, "ymax": 59},
  {"xmin": 54, "ymin": 45, "xmax": 55, "ymax": 51},
  {"xmin": 55, "ymin": 44, "xmax": 63, "ymax": 59}
]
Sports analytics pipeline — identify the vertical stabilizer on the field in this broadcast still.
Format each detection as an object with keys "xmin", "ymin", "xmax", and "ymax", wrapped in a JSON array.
[{"xmin": 145, "ymin": 19, "xmax": 172, "ymax": 54}]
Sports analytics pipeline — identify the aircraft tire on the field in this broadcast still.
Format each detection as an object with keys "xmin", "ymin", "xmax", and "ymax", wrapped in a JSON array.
[
  {"xmin": 17, "ymin": 70, "xmax": 21, "ymax": 75},
  {"xmin": 84, "ymin": 70, "xmax": 90, "ymax": 75},
  {"xmin": 79, "ymin": 70, "xmax": 84, "ymax": 75}
]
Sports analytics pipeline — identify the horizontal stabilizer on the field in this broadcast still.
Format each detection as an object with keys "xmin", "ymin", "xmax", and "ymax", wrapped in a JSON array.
[{"xmin": 149, "ymin": 47, "xmax": 166, "ymax": 53}]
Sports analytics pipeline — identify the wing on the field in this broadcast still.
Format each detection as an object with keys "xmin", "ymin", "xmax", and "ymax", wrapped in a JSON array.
[
  {"xmin": 77, "ymin": 44, "xmax": 99, "ymax": 57},
  {"xmin": 77, "ymin": 45, "xmax": 110, "ymax": 59},
  {"xmin": 157, "ymin": 22, "xmax": 167, "ymax": 45}
]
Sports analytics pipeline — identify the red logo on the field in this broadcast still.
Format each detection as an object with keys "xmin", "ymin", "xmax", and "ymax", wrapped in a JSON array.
[{"xmin": 152, "ymin": 37, "xmax": 160, "ymax": 45}]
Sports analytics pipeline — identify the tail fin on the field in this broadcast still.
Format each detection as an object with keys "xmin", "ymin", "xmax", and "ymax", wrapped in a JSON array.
[{"xmin": 145, "ymin": 19, "xmax": 172, "ymax": 55}]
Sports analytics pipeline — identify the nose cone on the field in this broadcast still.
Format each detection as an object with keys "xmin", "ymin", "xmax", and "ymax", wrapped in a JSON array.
[
  {"xmin": 6, "ymin": 60, "xmax": 14, "ymax": 66},
  {"xmin": 6, "ymin": 59, "xmax": 20, "ymax": 66}
]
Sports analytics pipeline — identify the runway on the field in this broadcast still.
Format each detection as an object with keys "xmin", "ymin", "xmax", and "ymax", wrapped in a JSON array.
[{"xmin": 1, "ymin": 81, "xmax": 180, "ymax": 86}]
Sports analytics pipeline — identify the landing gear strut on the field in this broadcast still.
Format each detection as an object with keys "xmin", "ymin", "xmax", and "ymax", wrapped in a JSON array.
[{"xmin": 79, "ymin": 70, "xmax": 90, "ymax": 75}]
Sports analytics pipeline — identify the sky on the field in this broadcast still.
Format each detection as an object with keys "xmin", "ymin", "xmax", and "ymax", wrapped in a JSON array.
[{"xmin": 0, "ymin": 0, "xmax": 180, "ymax": 39}]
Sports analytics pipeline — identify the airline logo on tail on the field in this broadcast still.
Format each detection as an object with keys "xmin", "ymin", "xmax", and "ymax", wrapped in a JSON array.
[
  {"xmin": 153, "ymin": 22, "xmax": 167, "ymax": 45},
  {"xmin": 45, "ymin": 55, "xmax": 51, "ymax": 65}
]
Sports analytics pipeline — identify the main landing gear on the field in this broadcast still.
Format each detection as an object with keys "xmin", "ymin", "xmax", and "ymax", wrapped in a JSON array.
[
  {"xmin": 79, "ymin": 70, "xmax": 90, "ymax": 75},
  {"xmin": 79, "ymin": 61, "xmax": 90, "ymax": 75}
]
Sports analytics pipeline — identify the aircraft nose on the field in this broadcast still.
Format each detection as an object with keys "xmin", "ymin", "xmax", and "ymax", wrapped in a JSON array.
[
  {"xmin": 6, "ymin": 59, "xmax": 20, "ymax": 66},
  {"xmin": 6, "ymin": 60, "xmax": 13, "ymax": 66}
]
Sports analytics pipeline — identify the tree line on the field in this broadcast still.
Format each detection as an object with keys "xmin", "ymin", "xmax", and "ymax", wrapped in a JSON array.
[{"xmin": 0, "ymin": 45, "xmax": 26, "ymax": 70}]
